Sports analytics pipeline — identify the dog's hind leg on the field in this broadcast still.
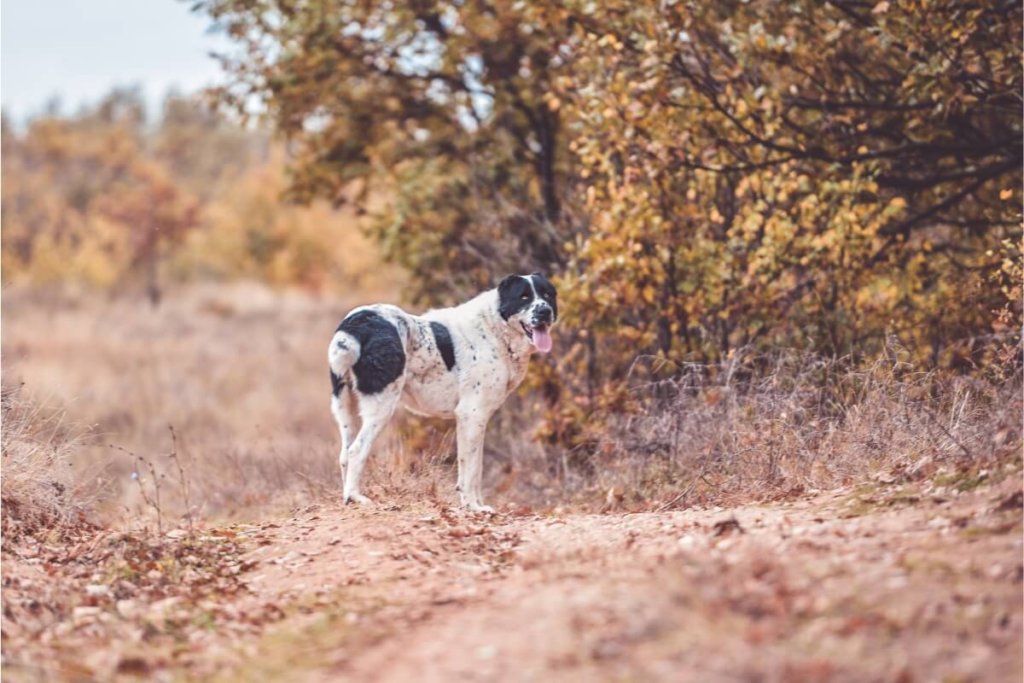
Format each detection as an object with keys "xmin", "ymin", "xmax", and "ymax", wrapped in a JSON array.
[
  {"xmin": 343, "ymin": 387, "xmax": 401, "ymax": 505},
  {"xmin": 331, "ymin": 384, "xmax": 359, "ymax": 483},
  {"xmin": 329, "ymin": 330, "xmax": 363, "ymax": 486}
]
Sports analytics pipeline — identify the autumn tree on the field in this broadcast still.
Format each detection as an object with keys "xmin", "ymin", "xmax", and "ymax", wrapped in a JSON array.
[
  {"xmin": 96, "ymin": 161, "xmax": 200, "ymax": 305},
  {"xmin": 557, "ymin": 0, "xmax": 1021, "ymax": 365},
  {"xmin": 152, "ymin": 91, "xmax": 267, "ymax": 200},
  {"xmin": 1, "ymin": 89, "xmax": 153, "ymax": 287},
  {"xmin": 196, "ymin": 0, "xmax": 579, "ymax": 300}
]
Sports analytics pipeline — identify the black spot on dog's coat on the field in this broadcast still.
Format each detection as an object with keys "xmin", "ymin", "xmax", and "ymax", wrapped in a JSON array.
[
  {"xmin": 337, "ymin": 310, "xmax": 405, "ymax": 394},
  {"xmin": 498, "ymin": 275, "xmax": 533, "ymax": 321},
  {"xmin": 330, "ymin": 369, "xmax": 345, "ymax": 397},
  {"xmin": 430, "ymin": 322, "xmax": 456, "ymax": 371}
]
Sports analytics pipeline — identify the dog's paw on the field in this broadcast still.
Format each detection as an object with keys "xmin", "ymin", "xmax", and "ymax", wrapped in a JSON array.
[
  {"xmin": 343, "ymin": 493, "xmax": 374, "ymax": 506},
  {"xmin": 467, "ymin": 503, "xmax": 496, "ymax": 515}
]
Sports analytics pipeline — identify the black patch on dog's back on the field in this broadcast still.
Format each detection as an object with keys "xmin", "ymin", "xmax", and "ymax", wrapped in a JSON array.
[
  {"xmin": 497, "ymin": 275, "xmax": 534, "ymax": 320},
  {"xmin": 337, "ymin": 310, "xmax": 405, "ymax": 395},
  {"xmin": 430, "ymin": 322, "xmax": 456, "ymax": 371}
]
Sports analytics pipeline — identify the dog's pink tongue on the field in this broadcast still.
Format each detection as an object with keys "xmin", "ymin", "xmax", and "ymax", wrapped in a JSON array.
[{"xmin": 532, "ymin": 327, "xmax": 553, "ymax": 353}]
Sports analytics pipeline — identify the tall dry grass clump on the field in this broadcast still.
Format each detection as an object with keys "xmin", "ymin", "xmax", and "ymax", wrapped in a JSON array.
[
  {"xmin": 1, "ymin": 383, "xmax": 93, "ymax": 544},
  {"xmin": 552, "ymin": 350, "xmax": 1023, "ymax": 510}
]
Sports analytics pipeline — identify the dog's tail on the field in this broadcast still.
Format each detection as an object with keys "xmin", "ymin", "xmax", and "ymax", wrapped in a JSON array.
[{"xmin": 328, "ymin": 330, "xmax": 361, "ymax": 396}]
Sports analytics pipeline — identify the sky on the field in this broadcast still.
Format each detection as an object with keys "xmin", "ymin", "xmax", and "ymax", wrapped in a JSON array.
[{"xmin": 1, "ymin": 0, "xmax": 230, "ymax": 122}]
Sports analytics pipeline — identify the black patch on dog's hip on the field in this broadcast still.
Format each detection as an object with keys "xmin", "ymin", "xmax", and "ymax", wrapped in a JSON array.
[
  {"xmin": 337, "ymin": 311, "xmax": 406, "ymax": 394},
  {"xmin": 430, "ymin": 322, "xmax": 456, "ymax": 371}
]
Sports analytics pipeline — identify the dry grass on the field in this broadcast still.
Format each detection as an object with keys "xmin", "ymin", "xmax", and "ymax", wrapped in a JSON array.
[
  {"xmin": 0, "ymin": 383, "xmax": 94, "ymax": 544},
  {"xmin": 556, "ymin": 351, "xmax": 1023, "ymax": 511},
  {"xmin": 3, "ymin": 283, "xmax": 1021, "ymax": 528}
]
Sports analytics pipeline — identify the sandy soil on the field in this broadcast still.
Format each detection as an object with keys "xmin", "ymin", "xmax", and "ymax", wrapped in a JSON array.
[
  {"xmin": 3, "ymin": 474, "xmax": 1021, "ymax": 682},
  {"xmin": 215, "ymin": 475, "xmax": 1022, "ymax": 683}
]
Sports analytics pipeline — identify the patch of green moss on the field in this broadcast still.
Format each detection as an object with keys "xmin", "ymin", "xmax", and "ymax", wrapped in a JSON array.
[
  {"xmin": 932, "ymin": 470, "xmax": 990, "ymax": 493},
  {"xmin": 840, "ymin": 484, "xmax": 922, "ymax": 518},
  {"xmin": 208, "ymin": 591, "xmax": 395, "ymax": 683}
]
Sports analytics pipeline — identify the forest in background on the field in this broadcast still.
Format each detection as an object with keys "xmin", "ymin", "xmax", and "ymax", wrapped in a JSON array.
[{"xmin": 7, "ymin": 2, "xmax": 1020, "ymax": 366}]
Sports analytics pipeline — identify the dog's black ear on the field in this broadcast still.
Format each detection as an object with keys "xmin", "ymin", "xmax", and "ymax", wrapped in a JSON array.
[
  {"xmin": 498, "ymin": 274, "xmax": 519, "ymax": 293},
  {"xmin": 497, "ymin": 274, "xmax": 529, "ymax": 320}
]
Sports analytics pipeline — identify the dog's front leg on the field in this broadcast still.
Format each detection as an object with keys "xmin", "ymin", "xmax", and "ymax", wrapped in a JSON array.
[{"xmin": 455, "ymin": 407, "xmax": 494, "ymax": 514}]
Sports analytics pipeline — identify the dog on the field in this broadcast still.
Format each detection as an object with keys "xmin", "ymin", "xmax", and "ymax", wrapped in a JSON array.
[{"xmin": 328, "ymin": 273, "xmax": 558, "ymax": 512}]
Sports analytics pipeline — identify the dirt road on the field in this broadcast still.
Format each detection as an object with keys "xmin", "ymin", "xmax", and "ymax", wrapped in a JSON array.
[
  {"xmin": 3, "ymin": 474, "xmax": 1021, "ymax": 682},
  {"xmin": 214, "ymin": 476, "xmax": 1022, "ymax": 682}
]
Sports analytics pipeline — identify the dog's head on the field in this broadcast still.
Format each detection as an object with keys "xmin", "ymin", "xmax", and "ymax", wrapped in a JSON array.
[{"xmin": 497, "ymin": 273, "xmax": 558, "ymax": 354}]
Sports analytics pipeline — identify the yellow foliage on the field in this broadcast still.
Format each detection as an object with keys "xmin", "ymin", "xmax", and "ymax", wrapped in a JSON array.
[
  {"xmin": 1, "ymin": 95, "xmax": 398, "ymax": 298},
  {"xmin": 178, "ymin": 150, "xmax": 401, "ymax": 296}
]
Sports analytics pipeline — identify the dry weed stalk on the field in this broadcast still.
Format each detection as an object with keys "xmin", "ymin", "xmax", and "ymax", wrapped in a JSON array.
[
  {"xmin": 109, "ymin": 443, "xmax": 166, "ymax": 535},
  {"xmin": 167, "ymin": 425, "xmax": 196, "ymax": 532},
  {"xmin": 109, "ymin": 425, "xmax": 197, "ymax": 535}
]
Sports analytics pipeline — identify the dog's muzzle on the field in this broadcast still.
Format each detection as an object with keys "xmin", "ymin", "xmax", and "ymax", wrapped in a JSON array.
[
  {"xmin": 533, "ymin": 304, "xmax": 554, "ymax": 326},
  {"xmin": 521, "ymin": 304, "xmax": 554, "ymax": 353}
]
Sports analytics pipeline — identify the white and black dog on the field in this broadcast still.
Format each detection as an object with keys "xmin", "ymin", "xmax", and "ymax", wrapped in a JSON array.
[{"xmin": 328, "ymin": 273, "xmax": 558, "ymax": 512}]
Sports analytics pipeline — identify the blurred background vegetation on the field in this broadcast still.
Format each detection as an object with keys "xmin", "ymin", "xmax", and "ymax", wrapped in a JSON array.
[{"xmin": 1, "ymin": 88, "xmax": 399, "ymax": 302}]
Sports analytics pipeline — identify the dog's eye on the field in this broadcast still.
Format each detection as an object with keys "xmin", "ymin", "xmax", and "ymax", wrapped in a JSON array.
[{"xmin": 520, "ymin": 294, "xmax": 530, "ymax": 301}]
